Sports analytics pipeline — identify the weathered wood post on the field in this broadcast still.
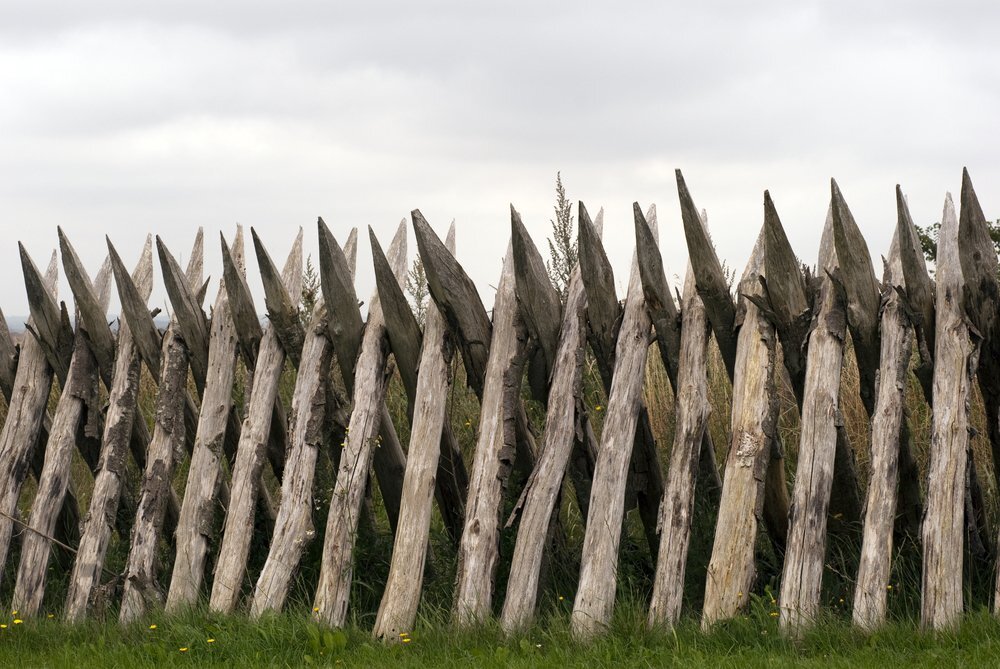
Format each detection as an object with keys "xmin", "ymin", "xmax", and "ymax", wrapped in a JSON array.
[
  {"xmin": 317, "ymin": 218, "xmax": 411, "ymax": 535},
  {"xmin": 0, "ymin": 251, "xmax": 62, "ymax": 574},
  {"xmin": 779, "ymin": 205, "xmax": 853, "ymax": 635},
  {"xmin": 250, "ymin": 296, "xmax": 333, "ymax": 617},
  {"xmin": 311, "ymin": 223, "xmax": 408, "ymax": 627},
  {"xmin": 210, "ymin": 230, "xmax": 303, "ymax": 614},
  {"xmin": 119, "ymin": 231, "xmax": 204, "ymax": 624},
  {"xmin": 498, "ymin": 212, "xmax": 599, "ymax": 633},
  {"xmin": 571, "ymin": 204, "xmax": 659, "ymax": 640},
  {"xmin": 12, "ymin": 258, "xmax": 110, "ymax": 617},
  {"xmin": 922, "ymin": 192, "xmax": 977, "ymax": 630},
  {"xmin": 166, "ymin": 228, "xmax": 248, "ymax": 612},
  {"xmin": 374, "ymin": 223, "xmax": 460, "ymax": 640},
  {"xmin": 852, "ymin": 224, "xmax": 913, "ymax": 630},
  {"xmin": 65, "ymin": 239, "xmax": 154, "ymax": 622},
  {"xmin": 701, "ymin": 228, "xmax": 780, "ymax": 629}
]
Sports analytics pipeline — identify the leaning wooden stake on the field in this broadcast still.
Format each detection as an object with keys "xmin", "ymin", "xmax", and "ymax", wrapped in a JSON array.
[
  {"xmin": 571, "ymin": 206, "xmax": 658, "ymax": 640},
  {"xmin": 922, "ymin": 193, "xmax": 976, "ymax": 630},
  {"xmin": 647, "ymin": 261, "xmax": 713, "ymax": 628},
  {"xmin": 701, "ymin": 229, "xmax": 779, "ymax": 628},
  {"xmin": 12, "ymin": 259, "xmax": 110, "ymax": 617},
  {"xmin": 65, "ymin": 239, "xmax": 154, "ymax": 622},
  {"xmin": 311, "ymin": 223, "xmax": 408, "ymax": 627},
  {"xmin": 119, "ymin": 231, "xmax": 203, "ymax": 624},
  {"xmin": 251, "ymin": 297, "xmax": 333, "ymax": 617},
  {"xmin": 452, "ymin": 236, "xmax": 533, "ymax": 627},
  {"xmin": 779, "ymin": 207, "xmax": 852, "ymax": 635},
  {"xmin": 374, "ymin": 224, "xmax": 459, "ymax": 640},
  {"xmin": 210, "ymin": 231, "xmax": 303, "ymax": 614},
  {"xmin": 0, "ymin": 251, "xmax": 61, "ymax": 574},
  {"xmin": 853, "ymin": 227, "xmax": 913, "ymax": 631},
  {"xmin": 166, "ymin": 228, "xmax": 247, "ymax": 611}
]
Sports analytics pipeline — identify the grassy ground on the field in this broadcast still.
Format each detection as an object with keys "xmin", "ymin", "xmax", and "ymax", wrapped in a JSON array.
[{"xmin": 2, "ymin": 602, "xmax": 1000, "ymax": 668}]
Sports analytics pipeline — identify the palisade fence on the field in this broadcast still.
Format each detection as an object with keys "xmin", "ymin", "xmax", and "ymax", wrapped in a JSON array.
[{"xmin": 0, "ymin": 168, "xmax": 994, "ymax": 640}]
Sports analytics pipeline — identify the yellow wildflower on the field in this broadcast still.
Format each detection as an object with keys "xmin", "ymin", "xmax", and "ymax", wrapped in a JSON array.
[
  {"xmin": 402, "ymin": 638, "xmax": 412, "ymax": 644},
  {"xmin": 149, "ymin": 624, "xmax": 157, "ymax": 630},
  {"xmin": 0, "ymin": 624, "xmax": 6, "ymax": 629},
  {"xmin": 13, "ymin": 619, "xmax": 22, "ymax": 625},
  {"xmin": 207, "ymin": 638, "xmax": 215, "ymax": 644},
  {"xmin": 179, "ymin": 647, "xmax": 189, "ymax": 653},
  {"xmin": 47, "ymin": 614, "xmax": 54, "ymax": 619},
  {"xmin": 769, "ymin": 612, "xmax": 778, "ymax": 618}
]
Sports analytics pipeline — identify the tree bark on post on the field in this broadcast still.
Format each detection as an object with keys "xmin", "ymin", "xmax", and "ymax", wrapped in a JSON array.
[
  {"xmin": 210, "ymin": 231, "xmax": 303, "ymax": 614},
  {"xmin": 374, "ymin": 224, "xmax": 459, "ymax": 640},
  {"xmin": 12, "ymin": 259, "xmax": 110, "ymax": 618},
  {"xmin": 571, "ymin": 205, "xmax": 658, "ymax": 640},
  {"xmin": 922, "ymin": 193, "xmax": 976, "ymax": 630},
  {"xmin": 701, "ymin": 229, "xmax": 779, "ymax": 628},
  {"xmin": 250, "ymin": 299, "xmax": 333, "ymax": 617},
  {"xmin": 65, "ymin": 239, "xmax": 154, "ymax": 622},
  {"xmin": 311, "ymin": 223, "xmax": 408, "ymax": 627},
  {"xmin": 166, "ymin": 227, "xmax": 247, "ymax": 612},
  {"xmin": 779, "ymin": 207, "xmax": 852, "ymax": 636},
  {"xmin": 119, "ymin": 231, "xmax": 204, "ymax": 624}
]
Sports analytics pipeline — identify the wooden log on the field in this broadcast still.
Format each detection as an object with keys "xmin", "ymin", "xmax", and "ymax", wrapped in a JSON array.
[
  {"xmin": 647, "ymin": 261, "xmax": 713, "ymax": 628},
  {"xmin": 11, "ymin": 259, "xmax": 110, "ymax": 618},
  {"xmin": 452, "ymin": 238, "xmax": 533, "ymax": 627},
  {"xmin": 311, "ymin": 223, "xmax": 408, "ymax": 627},
  {"xmin": 922, "ymin": 193, "xmax": 976, "ymax": 630},
  {"xmin": 156, "ymin": 236, "xmax": 210, "ymax": 391},
  {"xmin": 779, "ymin": 208, "xmax": 852, "ymax": 635},
  {"xmin": 210, "ymin": 232, "xmax": 303, "ymax": 614},
  {"xmin": 852, "ymin": 228, "xmax": 913, "ymax": 630},
  {"xmin": 250, "ymin": 298, "xmax": 333, "ymax": 617},
  {"xmin": 896, "ymin": 186, "xmax": 935, "ymax": 396},
  {"xmin": 700, "ymin": 229, "xmax": 780, "ymax": 628},
  {"xmin": 374, "ymin": 225, "xmax": 460, "ymax": 639},
  {"xmin": 499, "ymin": 212, "xmax": 597, "ymax": 633},
  {"xmin": 119, "ymin": 232, "xmax": 203, "ymax": 624},
  {"xmin": 372, "ymin": 221, "xmax": 467, "ymax": 542},
  {"xmin": 0, "ymin": 306, "xmax": 17, "ymax": 400},
  {"xmin": 253, "ymin": 228, "xmax": 305, "ymax": 367},
  {"xmin": 576, "ymin": 202, "xmax": 664, "ymax": 558},
  {"xmin": 19, "ymin": 244, "xmax": 75, "ymax": 386},
  {"xmin": 510, "ymin": 208, "xmax": 597, "ymax": 516},
  {"xmin": 571, "ymin": 210, "xmax": 659, "ymax": 640},
  {"xmin": 0, "ymin": 251, "xmax": 61, "ymax": 574},
  {"xmin": 166, "ymin": 228, "xmax": 247, "ymax": 612},
  {"xmin": 64, "ymin": 239, "xmax": 154, "ymax": 622}
]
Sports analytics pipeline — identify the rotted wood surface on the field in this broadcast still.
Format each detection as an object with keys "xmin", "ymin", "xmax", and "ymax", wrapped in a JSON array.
[
  {"xmin": 210, "ymin": 233, "xmax": 303, "ymax": 614},
  {"xmin": 922, "ymin": 193, "xmax": 975, "ymax": 631},
  {"xmin": 65, "ymin": 239, "xmax": 155, "ymax": 622},
  {"xmin": 779, "ymin": 210, "xmax": 852, "ymax": 635},
  {"xmin": 701, "ymin": 230, "xmax": 779, "ymax": 629},
  {"xmin": 312, "ymin": 223, "xmax": 408, "ymax": 627},
  {"xmin": 119, "ymin": 232, "xmax": 204, "ymax": 624},
  {"xmin": 12, "ymin": 258, "xmax": 110, "ymax": 618},
  {"xmin": 572, "ymin": 210, "xmax": 658, "ymax": 640},
  {"xmin": 374, "ymin": 225, "xmax": 460, "ymax": 640}
]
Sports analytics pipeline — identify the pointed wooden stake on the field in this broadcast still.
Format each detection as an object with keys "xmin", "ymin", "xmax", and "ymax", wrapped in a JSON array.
[{"xmin": 253, "ymin": 227, "xmax": 305, "ymax": 367}]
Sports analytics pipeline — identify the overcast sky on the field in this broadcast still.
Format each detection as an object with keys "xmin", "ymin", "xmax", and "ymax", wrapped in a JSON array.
[{"xmin": 1, "ymin": 1, "xmax": 998, "ymax": 320}]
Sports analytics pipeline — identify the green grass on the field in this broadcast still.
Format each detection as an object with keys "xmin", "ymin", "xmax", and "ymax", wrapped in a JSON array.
[{"xmin": 2, "ymin": 602, "xmax": 1000, "ymax": 668}]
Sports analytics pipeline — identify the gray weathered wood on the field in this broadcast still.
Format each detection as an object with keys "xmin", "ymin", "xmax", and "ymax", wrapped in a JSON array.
[
  {"xmin": 318, "ymin": 217, "xmax": 364, "ymax": 387},
  {"xmin": 0, "ymin": 251, "xmax": 61, "ymax": 574},
  {"xmin": 701, "ymin": 230, "xmax": 779, "ymax": 628},
  {"xmin": 312, "ymin": 223, "xmax": 409, "ymax": 627},
  {"xmin": 157, "ymin": 236, "xmax": 210, "ymax": 391},
  {"xmin": 119, "ymin": 232, "xmax": 203, "ymax": 624},
  {"xmin": 374, "ymin": 225, "xmax": 459, "ymax": 640},
  {"xmin": 0, "ymin": 306, "xmax": 16, "ymax": 400},
  {"xmin": 12, "ymin": 259, "xmax": 110, "ymax": 618},
  {"xmin": 453, "ymin": 239, "xmax": 533, "ymax": 626},
  {"xmin": 166, "ymin": 228, "xmax": 247, "ymax": 612},
  {"xmin": 371, "ymin": 222, "xmax": 467, "ymax": 543},
  {"xmin": 254, "ymin": 228, "xmax": 305, "ymax": 367},
  {"xmin": 251, "ymin": 298, "xmax": 333, "ymax": 617},
  {"xmin": 779, "ymin": 209, "xmax": 852, "ymax": 635},
  {"xmin": 922, "ymin": 193, "xmax": 975, "ymax": 630},
  {"xmin": 210, "ymin": 233, "xmax": 303, "ymax": 613},
  {"xmin": 571, "ymin": 215, "xmax": 658, "ymax": 640},
  {"xmin": 64, "ymin": 239, "xmax": 154, "ymax": 622},
  {"xmin": 853, "ymin": 229, "xmax": 913, "ymax": 631}
]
